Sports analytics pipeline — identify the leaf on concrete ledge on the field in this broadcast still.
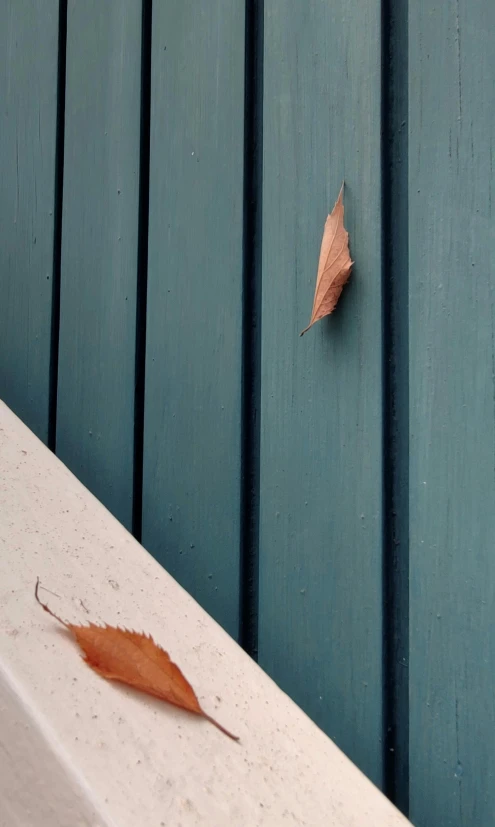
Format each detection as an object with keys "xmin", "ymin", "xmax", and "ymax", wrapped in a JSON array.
[{"xmin": 35, "ymin": 578, "xmax": 239, "ymax": 742}]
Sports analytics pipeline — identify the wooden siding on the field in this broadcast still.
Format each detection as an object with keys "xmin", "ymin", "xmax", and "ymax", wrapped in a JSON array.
[
  {"xmin": 0, "ymin": 0, "xmax": 59, "ymax": 441},
  {"xmin": 259, "ymin": 0, "xmax": 384, "ymax": 785},
  {"xmin": 408, "ymin": 1, "xmax": 495, "ymax": 825},
  {"xmin": 141, "ymin": 0, "xmax": 245, "ymax": 639},
  {"xmin": 56, "ymin": 0, "xmax": 142, "ymax": 528}
]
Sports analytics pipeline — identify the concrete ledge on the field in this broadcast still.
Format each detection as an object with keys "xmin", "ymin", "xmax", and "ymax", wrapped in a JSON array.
[{"xmin": 0, "ymin": 400, "xmax": 411, "ymax": 826}]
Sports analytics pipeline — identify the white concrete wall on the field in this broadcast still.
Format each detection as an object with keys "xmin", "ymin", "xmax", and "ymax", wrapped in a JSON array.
[{"xmin": 0, "ymin": 400, "xmax": 411, "ymax": 826}]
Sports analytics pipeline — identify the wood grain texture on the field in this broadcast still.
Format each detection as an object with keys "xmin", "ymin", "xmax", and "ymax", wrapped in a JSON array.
[
  {"xmin": 142, "ymin": 2, "xmax": 245, "ymax": 637},
  {"xmin": 0, "ymin": 1, "xmax": 59, "ymax": 441},
  {"xmin": 408, "ymin": 2, "xmax": 495, "ymax": 825},
  {"xmin": 56, "ymin": 0, "xmax": 142, "ymax": 527},
  {"xmin": 259, "ymin": 1, "xmax": 384, "ymax": 784}
]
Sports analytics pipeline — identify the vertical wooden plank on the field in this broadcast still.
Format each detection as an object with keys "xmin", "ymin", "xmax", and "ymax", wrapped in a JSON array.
[
  {"xmin": 259, "ymin": 2, "xmax": 384, "ymax": 783},
  {"xmin": 408, "ymin": 1, "xmax": 495, "ymax": 825},
  {"xmin": 56, "ymin": 0, "xmax": 142, "ymax": 527},
  {"xmin": 142, "ymin": 3, "xmax": 245, "ymax": 638},
  {"xmin": 0, "ymin": 1, "xmax": 59, "ymax": 441}
]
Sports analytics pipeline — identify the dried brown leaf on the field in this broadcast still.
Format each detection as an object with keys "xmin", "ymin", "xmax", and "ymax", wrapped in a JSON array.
[
  {"xmin": 35, "ymin": 579, "xmax": 239, "ymax": 741},
  {"xmin": 300, "ymin": 183, "xmax": 353, "ymax": 336}
]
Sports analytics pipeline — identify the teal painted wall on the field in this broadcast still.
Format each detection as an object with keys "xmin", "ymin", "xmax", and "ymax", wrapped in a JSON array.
[
  {"xmin": 1, "ymin": 3, "xmax": 494, "ymax": 824},
  {"xmin": 260, "ymin": 0, "xmax": 384, "ymax": 785}
]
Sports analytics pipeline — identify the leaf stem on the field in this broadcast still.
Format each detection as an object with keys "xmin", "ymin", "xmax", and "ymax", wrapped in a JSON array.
[
  {"xmin": 35, "ymin": 577, "xmax": 70, "ymax": 628},
  {"xmin": 203, "ymin": 712, "xmax": 240, "ymax": 742}
]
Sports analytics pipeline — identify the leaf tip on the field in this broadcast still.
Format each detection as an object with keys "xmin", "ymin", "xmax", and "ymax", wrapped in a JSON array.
[{"xmin": 335, "ymin": 184, "xmax": 345, "ymax": 210}]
